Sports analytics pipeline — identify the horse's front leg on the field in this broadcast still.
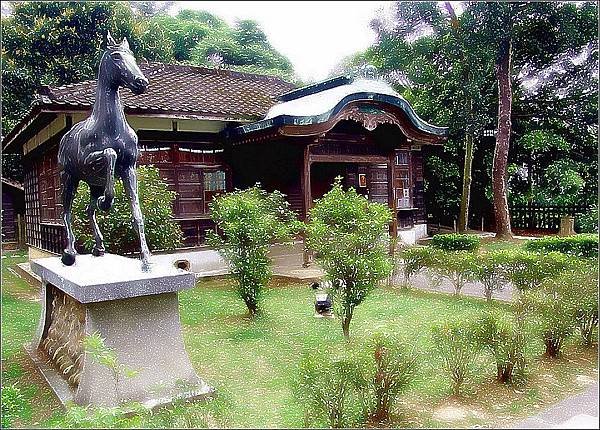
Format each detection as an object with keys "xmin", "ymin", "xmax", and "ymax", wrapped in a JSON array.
[
  {"xmin": 60, "ymin": 171, "xmax": 80, "ymax": 266},
  {"xmin": 88, "ymin": 187, "xmax": 105, "ymax": 256},
  {"xmin": 122, "ymin": 165, "xmax": 151, "ymax": 271},
  {"xmin": 87, "ymin": 148, "xmax": 117, "ymax": 212}
]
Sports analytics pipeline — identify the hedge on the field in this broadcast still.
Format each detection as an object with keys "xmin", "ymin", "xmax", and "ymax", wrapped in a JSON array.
[
  {"xmin": 431, "ymin": 233, "xmax": 481, "ymax": 252},
  {"xmin": 524, "ymin": 234, "xmax": 598, "ymax": 258}
]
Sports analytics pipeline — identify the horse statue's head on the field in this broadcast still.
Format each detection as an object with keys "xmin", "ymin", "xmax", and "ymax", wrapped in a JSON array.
[{"xmin": 102, "ymin": 31, "xmax": 149, "ymax": 95}]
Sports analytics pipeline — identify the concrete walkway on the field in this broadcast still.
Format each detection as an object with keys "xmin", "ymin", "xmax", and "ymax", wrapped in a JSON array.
[
  {"xmin": 510, "ymin": 382, "xmax": 599, "ymax": 429},
  {"xmin": 130, "ymin": 243, "xmax": 517, "ymax": 300}
]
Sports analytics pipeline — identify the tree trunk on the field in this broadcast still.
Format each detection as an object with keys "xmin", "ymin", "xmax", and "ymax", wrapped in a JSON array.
[
  {"xmin": 458, "ymin": 133, "xmax": 474, "ymax": 233},
  {"xmin": 342, "ymin": 308, "xmax": 352, "ymax": 340},
  {"xmin": 492, "ymin": 38, "xmax": 513, "ymax": 239}
]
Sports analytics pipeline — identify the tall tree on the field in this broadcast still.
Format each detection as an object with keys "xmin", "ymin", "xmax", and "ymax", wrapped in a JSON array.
[
  {"xmin": 358, "ymin": 1, "xmax": 597, "ymax": 232},
  {"xmin": 467, "ymin": 1, "xmax": 597, "ymax": 237}
]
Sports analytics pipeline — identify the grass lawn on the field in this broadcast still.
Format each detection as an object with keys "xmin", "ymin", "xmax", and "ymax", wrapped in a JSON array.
[{"xmin": 1, "ymin": 249, "xmax": 598, "ymax": 428}]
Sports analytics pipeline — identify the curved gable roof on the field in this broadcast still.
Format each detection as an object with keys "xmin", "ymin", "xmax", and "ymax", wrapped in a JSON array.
[{"xmin": 233, "ymin": 76, "xmax": 448, "ymax": 141}]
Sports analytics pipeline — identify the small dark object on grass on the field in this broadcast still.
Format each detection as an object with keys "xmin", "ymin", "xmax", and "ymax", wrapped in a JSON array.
[{"xmin": 311, "ymin": 282, "xmax": 333, "ymax": 317}]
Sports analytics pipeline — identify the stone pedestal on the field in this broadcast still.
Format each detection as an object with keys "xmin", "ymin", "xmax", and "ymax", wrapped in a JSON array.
[
  {"xmin": 27, "ymin": 253, "xmax": 213, "ymax": 408},
  {"xmin": 559, "ymin": 215, "xmax": 576, "ymax": 236}
]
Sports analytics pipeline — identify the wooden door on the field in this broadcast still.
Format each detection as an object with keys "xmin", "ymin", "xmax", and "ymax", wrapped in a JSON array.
[{"xmin": 367, "ymin": 164, "xmax": 389, "ymax": 204}]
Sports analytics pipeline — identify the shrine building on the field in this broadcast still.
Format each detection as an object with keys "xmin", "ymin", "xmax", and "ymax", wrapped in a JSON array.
[{"xmin": 2, "ymin": 63, "xmax": 448, "ymax": 258}]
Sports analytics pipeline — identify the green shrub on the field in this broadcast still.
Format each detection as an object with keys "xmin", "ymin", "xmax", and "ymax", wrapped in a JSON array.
[
  {"xmin": 430, "ymin": 250, "xmax": 476, "ymax": 296},
  {"xmin": 524, "ymin": 234, "xmax": 598, "ymax": 258},
  {"xmin": 209, "ymin": 185, "xmax": 302, "ymax": 315},
  {"xmin": 398, "ymin": 246, "xmax": 436, "ymax": 288},
  {"xmin": 474, "ymin": 312, "xmax": 526, "ymax": 384},
  {"xmin": 431, "ymin": 320, "xmax": 480, "ymax": 396},
  {"xmin": 72, "ymin": 165, "xmax": 182, "ymax": 254},
  {"xmin": 469, "ymin": 251, "xmax": 509, "ymax": 302},
  {"xmin": 50, "ymin": 403, "xmax": 149, "ymax": 429},
  {"xmin": 363, "ymin": 333, "xmax": 418, "ymax": 423},
  {"xmin": 431, "ymin": 233, "xmax": 481, "ymax": 252},
  {"xmin": 575, "ymin": 205, "xmax": 598, "ymax": 233},
  {"xmin": 546, "ymin": 269, "xmax": 598, "ymax": 347},
  {"xmin": 51, "ymin": 396, "xmax": 227, "ymax": 429},
  {"xmin": 1, "ymin": 383, "xmax": 26, "ymax": 429},
  {"xmin": 306, "ymin": 178, "xmax": 393, "ymax": 339},
  {"xmin": 294, "ymin": 334, "xmax": 418, "ymax": 428},
  {"xmin": 497, "ymin": 250, "xmax": 574, "ymax": 291},
  {"xmin": 520, "ymin": 273, "xmax": 581, "ymax": 358},
  {"xmin": 295, "ymin": 350, "xmax": 365, "ymax": 428}
]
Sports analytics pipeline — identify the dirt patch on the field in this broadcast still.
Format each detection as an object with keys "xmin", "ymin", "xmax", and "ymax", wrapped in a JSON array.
[{"xmin": 433, "ymin": 404, "xmax": 468, "ymax": 422}]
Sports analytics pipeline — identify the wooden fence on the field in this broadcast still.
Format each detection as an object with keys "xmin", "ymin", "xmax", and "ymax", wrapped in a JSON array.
[{"xmin": 509, "ymin": 204, "xmax": 590, "ymax": 231}]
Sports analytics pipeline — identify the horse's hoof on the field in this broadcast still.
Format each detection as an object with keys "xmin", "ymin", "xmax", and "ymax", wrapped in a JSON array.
[
  {"xmin": 92, "ymin": 247, "xmax": 105, "ymax": 257},
  {"xmin": 98, "ymin": 196, "xmax": 113, "ymax": 212},
  {"xmin": 141, "ymin": 259, "xmax": 152, "ymax": 272},
  {"xmin": 61, "ymin": 252, "xmax": 76, "ymax": 266}
]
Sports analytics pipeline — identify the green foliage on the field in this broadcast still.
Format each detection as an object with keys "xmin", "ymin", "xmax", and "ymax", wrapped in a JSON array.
[
  {"xmin": 548, "ymin": 270, "xmax": 598, "ymax": 347},
  {"xmin": 519, "ymin": 268, "xmax": 595, "ymax": 357},
  {"xmin": 473, "ymin": 312, "xmax": 526, "ymax": 384},
  {"xmin": 1, "ymin": 1, "xmax": 172, "ymax": 133},
  {"xmin": 524, "ymin": 234, "xmax": 599, "ymax": 258},
  {"xmin": 187, "ymin": 15, "xmax": 294, "ymax": 80},
  {"xmin": 496, "ymin": 250, "xmax": 573, "ymax": 291},
  {"xmin": 576, "ymin": 205, "xmax": 599, "ymax": 234},
  {"xmin": 295, "ymin": 350, "xmax": 365, "ymax": 428},
  {"xmin": 431, "ymin": 320, "xmax": 480, "ymax": 396},
  {"xmin": 83, "ymin": 332, "xmax": 139, "ymax": 381},
  {"xmin": 362, "ymin": 333, "xmax": 418, "ymax": 423},
  {"xmin": 306, "ymin": 178, "xmax": 393, "ymax": 338},
  {"xmin": 429, "ymin": 250, "xmax": 476, "ymax": 296},
  {"xmin": 295, "ymin": 333, "xmax": 417, "ymax": 428},
  {"xmin": 360, "ymin": 1, "xmax": 598, "ymax": 222},
  {"xmin": 468, "ymin": 251, "xmax": 509, "ymax": 302},
  {"xmin": 208, "ymin": 185, "xmax": 302, "ymax": 315},
  {"xmin": 51, "ymin": 394, "xmax": 227, "ymax": 429},
  {"xmin": 72, "ymin": 166, "xmax": 182, "ymax": 255},
  {"xmin": 398, "ymin": 246, "xmax": 436, "ymax": 288},
  {"xmin": 1, "ymin": 383, "xmax": 26, "ymax": 429},
  {"xmin": 431, "ymin": 233, "xmax": 481, "ymax": 251},
  {"xmin": 51, "ymin": 403, "xmax": 149, "ymax": 429}
]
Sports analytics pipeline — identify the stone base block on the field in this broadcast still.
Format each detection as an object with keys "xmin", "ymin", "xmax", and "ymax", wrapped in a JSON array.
[{"xmin": 27, "ymin": 253, "xmax": 213, "ymax": 408}]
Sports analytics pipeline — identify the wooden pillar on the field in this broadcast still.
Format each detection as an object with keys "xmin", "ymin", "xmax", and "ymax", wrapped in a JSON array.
[
  {"xmin": 388, "ymin": 151, "xmax": 397, "ymax": 253},
  {"xmin": 301, "ymin": 144, "xmax": 313, "ymax": 267}
]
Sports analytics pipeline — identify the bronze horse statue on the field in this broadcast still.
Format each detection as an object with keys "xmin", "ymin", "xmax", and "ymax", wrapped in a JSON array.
[{"xmin": 58, "ymin": 32, "xmax": 151, "ymax": 270}]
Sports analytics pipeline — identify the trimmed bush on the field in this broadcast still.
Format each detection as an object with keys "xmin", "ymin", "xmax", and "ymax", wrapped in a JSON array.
[
  {"xmin": 430, "ymin": 250, "xmax": 476, "ymax": 296},
  {"xmin": 295, "ymin": 350, "xmax": 365, "ymax": 428},
  {"xmin": 469, "ymin": 251, "xmax": 509, "ymax": 302},
  {"xmin": 306, "ymin": 178, "xmax": 393, "ymax": 339},
  {"xmin": 363, "ymin": 333, "xmax": 418, "ymax": 423},
  {"xmin": 524, "ymin": 234, "xmax": 598, "ymax": 258},
  {"xmin": 209, "ymin": 186, "xmax": 302, "ymax": 315},
  {"xmin": 474, "ymin": 312, "xmax": 526, "ymax": 384},
  {"xmin": 72, "ymin": 165, "xmax": 183, "ymax": 254},
  {"xmin": 546, "ymin": 269, "xmax": 598, "ymax": 347},
  {"xmin": 431, "ymin": 233, "xmax": 481, "ymax": 252},
  {"xmin": 398, "ymin": 246, "xmax": 437, "ymax": 288},
  {"xmin": 497, "ymin": 250, "xmax": 574, "ymax": 291},
  {"xmin": 295, "ymin": 334, "xmax": 418, "ymax": 427},
  {"xmin": 431, "ymin": 320, "xmax": 480, "ymax": 396},
  {"xmin": 520, "ymin": 274, "xmax": 581, "ymax": 358}
]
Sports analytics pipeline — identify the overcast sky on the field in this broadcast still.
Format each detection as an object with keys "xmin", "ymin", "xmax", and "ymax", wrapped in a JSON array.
[{"xmin": 172, "ymin": 1, "xmax": 393, "ymax": 82}]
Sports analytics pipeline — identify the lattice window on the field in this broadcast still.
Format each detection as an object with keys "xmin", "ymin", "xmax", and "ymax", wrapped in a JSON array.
[
  {"xmin": 38, "ymin": 149, "xmax": 62, "ymax": 223},
  {"xmin": 396, "ymin": 170, "xmax": 411, "ymax": 208},
  {"xmin": 25, "ymin": 164, "xmax": 42, "ymax": 248},
  {"xmin": 203, "ymin": 170, "xmax": 226, "ymax": 212}
]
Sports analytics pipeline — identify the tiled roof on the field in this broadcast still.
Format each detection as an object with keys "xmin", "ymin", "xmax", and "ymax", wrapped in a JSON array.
[
  {"xmin": 1, "ymin": 177, "xmax": 24, "ymax": 191},
  {"xmin": 37, "ymin": 63, "xmax": 296, "ymax": 121}
]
